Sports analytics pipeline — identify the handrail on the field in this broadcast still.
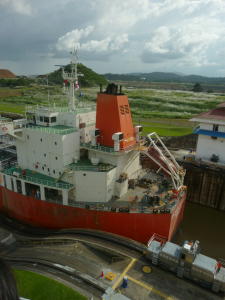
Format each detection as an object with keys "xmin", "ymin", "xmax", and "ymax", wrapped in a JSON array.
[
  {"xmin": 26, "ymin": 125, "xmax": 78, "ymax": 135},
  {"xmin": 67, "ymin": 165, "xmax": 115, "ymax": 172},
  {"xmin": 81, "ymin": 140, "xmax": 145, "ymax": 155},
  {"xmin": 2, "ymin": 169, "xmax": 73, "ymax": 189}
]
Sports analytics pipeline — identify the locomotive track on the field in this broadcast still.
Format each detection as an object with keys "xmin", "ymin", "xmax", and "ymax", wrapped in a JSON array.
[
  {"xmin": 0, "ymin": 213, "xmax": 147, "ymax": 299},
  {"xmin": 0, "ymin": 213, "xmax": 146, "ymax": 257},
  {"xmin": 10, "ymin": 258, "xmax": 104, "ymax": 299},
  {"xmin": 1, "ymin": 214, "xmax": 224, "ymax": 300}
]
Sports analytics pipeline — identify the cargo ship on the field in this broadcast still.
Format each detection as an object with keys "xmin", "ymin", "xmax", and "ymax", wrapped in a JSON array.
[{"xmin": 0, "ymin": 50, "xmax": 186, "ymax": 244}]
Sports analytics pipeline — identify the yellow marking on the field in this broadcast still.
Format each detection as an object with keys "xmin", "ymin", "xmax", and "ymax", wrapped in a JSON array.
[
  {"xmin": 105, "ymin": 272, "xmax": 116, "ymax": 281},
  {"xmin": 125, "ymin": 275, "xmax": 174, "ymax": 300},
  {"xmin": 142, "ymin": 265, "xmax": 152, "ymax": 274},
  {"xmin": 112, "ymin": 258, "xmax": 136, "ymax": 290}
]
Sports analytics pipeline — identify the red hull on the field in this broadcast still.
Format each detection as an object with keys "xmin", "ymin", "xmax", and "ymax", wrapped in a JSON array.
[{"xmin": 0, "ymin": 186, "xmax": 186, "ymax": 244}]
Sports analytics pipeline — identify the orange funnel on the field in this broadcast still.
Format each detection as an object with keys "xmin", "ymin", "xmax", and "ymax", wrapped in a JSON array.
[{"xmin": 96, "ymin": 85, "xmax": 136, "ymax": 149}]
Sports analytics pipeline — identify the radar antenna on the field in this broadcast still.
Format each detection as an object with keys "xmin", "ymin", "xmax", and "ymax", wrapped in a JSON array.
[{"xmin": 61, "ymin": 49, "xmax": 83, "ymax": 110}]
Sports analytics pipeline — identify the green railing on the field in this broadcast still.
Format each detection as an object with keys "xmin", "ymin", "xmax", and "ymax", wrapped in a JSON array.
[
  {"xmin": 67, "ymin": 164, "xmax": 115, "ymax": 172},
  {"xmin": 2, "ymin": 169, "xmax": 74, "ymax": 190}
]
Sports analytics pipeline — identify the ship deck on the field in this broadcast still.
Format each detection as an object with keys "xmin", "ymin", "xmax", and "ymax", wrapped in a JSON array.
[
  {"xmin": 26, "ymin": 124, "xmax": 77, "ymax": 135},
  {"xmin": 1, "ymin": 166, "xmax": 74, "ymax": 190},
  {"xmin": 1, "ymin": 160, "xmax": 185, "ymax": 214},
  {"xmin": 73, "ymin": 167, "xmax": 184, "ymax": 213}
]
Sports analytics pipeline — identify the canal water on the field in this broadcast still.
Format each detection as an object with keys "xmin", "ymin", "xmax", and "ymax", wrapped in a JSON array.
[{"xmin": 173, "ymin": 201, "xmax": 225, "ymax": 261}]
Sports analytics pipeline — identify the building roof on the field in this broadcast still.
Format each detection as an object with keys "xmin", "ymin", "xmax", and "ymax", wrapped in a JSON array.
[
  {"xmin": 217, "ymin": 102, "xmax": 225, "ymax": 108},
  {"xmin": 190, "ymin": 107, "xmax": 225, "ymax": 122}
]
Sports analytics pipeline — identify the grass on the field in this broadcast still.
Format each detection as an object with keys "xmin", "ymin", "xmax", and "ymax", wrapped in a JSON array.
[
  {"xmin": 0, "ymin": 103, "xmax": 25, "ymax": 115},
  {"xmin": 141, "ymin": 125, "xmax": 193, "ymax": 136},
  {"xmin": 14, "ymin": 269, "xmax": 87, "ymax": 300},
  {"xmin": 0, "ymin": 85, "xmax": 221, "ymax": 136}
]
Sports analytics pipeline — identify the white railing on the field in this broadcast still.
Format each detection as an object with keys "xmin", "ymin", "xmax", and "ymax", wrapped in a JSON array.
[
  {"xmin": 26, "ymin": 125, "xmax": 78, "ymax": 135},
  {"xmin": 81, "ymin": 140, "xmax": 144, "ymax": 155},
  {"xmin": 25, "ymin": 104, "xmax": 96, "ymax": 114}
]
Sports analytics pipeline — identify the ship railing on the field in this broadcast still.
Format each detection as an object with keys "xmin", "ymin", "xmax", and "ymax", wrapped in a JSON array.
[
  {"xmin": 26, "ymin": 125, "xmax": 78, "ymax": 135},
  {"xmin": 81, "ymin": 140, "xmax": 144, "ymax": 155},
  {"xmin": 25, "ymin": 105, "xmax": 96, "ymax": 114},
  {"xmin": 147, "ymin": 233, "xmax": 167, "ymax": 247},
  {"xmin": 67, "ymin": 164, "xmax": 115, "ymax": 172},
  {"xmin": 65, "ymin": 201, "xmax": 173, "ymax": 214},
  {"xmin": 2, "ymin": 169, "xmax": 73, "ymax": 189},
  {"xmin": 0, "ymin": 141, "xmax": 15, "ymax": 149}
]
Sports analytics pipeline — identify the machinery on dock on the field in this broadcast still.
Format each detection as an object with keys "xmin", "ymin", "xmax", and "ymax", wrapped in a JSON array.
[{"xmin": 146, "ymin": 234, "xmax": 225, "ymax": 293}]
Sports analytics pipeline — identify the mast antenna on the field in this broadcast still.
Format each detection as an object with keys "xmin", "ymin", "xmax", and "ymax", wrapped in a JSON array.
[{"xmin": 61, "ymin": 48, "xmax": 83, "ymax": 111}]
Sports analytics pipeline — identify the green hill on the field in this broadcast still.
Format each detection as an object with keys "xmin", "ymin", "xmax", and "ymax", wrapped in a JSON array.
[
  {"xmin": 45, "ymin": 64, "xmax": 108, "ymax": 87},
  {"xmin": 103, "ymin": 72, "xmax": 225, "ymax": 85}
]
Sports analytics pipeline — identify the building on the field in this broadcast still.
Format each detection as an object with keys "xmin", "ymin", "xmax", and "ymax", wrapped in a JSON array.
[{"xmin": 190, "ymin": 102, "xmax": 225, "ymax": 164}]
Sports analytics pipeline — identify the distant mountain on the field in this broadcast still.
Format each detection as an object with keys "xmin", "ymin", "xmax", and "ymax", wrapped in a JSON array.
[{"xmin": 102, "ymin": 72, "xmax": 225, "ymax": 85}]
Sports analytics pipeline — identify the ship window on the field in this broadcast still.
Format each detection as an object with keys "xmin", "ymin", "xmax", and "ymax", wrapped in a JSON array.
[
  {"xmin": 44, "ymin": 117, "xmax": 49, "ymax": 123},
  {"xmin": 181, "ymin": 253, "xmax": 186, "ymax": 260},
  {"xmin": 53, "ymin": 170, "xmax": 55, "ymax": 174},
  {"xmin": 124, "ymin": 105, "xmax": 129, "ymax": 114},
  {"xmin": 55, "ymin": 142, "xmax": 57, "ymax": 145},
  {"xmin": 59, "ymin": 172, "xmax": 61, "ymax": 175},
  {"xmin": 40, "ymin": 116, "xmax": 43, "ymax": 122},
  {"xmin": 42, "ymin": 166, "xmax": 44, "ymax": 170},
  {"xmin": 51, "ymin": 116, "xmax": 56, "ymax": 123},
  {"xmin": 213, "ymin": 124, "xmax": 218, "ymax": 131},
  {"xmin": 48, "ymin": 168, "xmax": 50, "ymax": 172},
  {"xmin": 44, "ymin": 154, "xmax": 46, "ymax": 157},
  {"xmin": 40, "ymin": 138, "xmax": 42, "ymax": 142},
  {"xmin": 120, "ymin": 105, "xmax": 125, "ymax": 115},
  {"xmin": 55, "ymin": 157, "xmax": 57, "ymax": 160},
  {"xmin": 27, "ymin": 135, "xmax": 29, "ymax": 139}
]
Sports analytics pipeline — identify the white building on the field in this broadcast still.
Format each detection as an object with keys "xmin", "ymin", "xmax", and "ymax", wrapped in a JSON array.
[{"xmin": 190, "ymin": 102, "xmax": 225, "ymax": 164}]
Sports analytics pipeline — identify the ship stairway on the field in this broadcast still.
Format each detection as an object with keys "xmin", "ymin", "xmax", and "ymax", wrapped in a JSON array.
[
  {"xmin": 142, "ymin": 132, "xmax": 186, "ymax": 191},
  {"xmin": 152, "ymin": 252, "xmax": 159, "ymax": 265},
  {"xmin": 177, "ymin": 267, "xmax": 184, "ymax": 278},
  {"xmin": 55, "ymin": 168, "xmax": 69, "ymax": 183},
  {"xmin": 212, "ymin": 280, "xmax": 221, "ymax": 292}
]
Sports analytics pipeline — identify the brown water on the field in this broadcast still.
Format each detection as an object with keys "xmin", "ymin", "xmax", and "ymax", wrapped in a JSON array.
[{"xmin": 173, "ymin": 201, "xmax": 225, "ymax": 261}]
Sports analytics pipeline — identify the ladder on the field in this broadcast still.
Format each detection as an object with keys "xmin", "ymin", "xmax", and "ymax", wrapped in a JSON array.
[
  {"xmin": 212, "ymin": 279, "xmax": 221, "ymax": 292},
  {"xmin": 177, "ymin": 266, "xmax": 184, "ymax": 278},
  {"xmin": 152, "ymin": 252, "xmax": 159, "ymax": 265}
]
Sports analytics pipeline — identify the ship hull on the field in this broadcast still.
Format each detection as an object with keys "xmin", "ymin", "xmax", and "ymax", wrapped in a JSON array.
[{"xmin": 0, "ymin": 186, "xmax": 186, "ymax": 243}]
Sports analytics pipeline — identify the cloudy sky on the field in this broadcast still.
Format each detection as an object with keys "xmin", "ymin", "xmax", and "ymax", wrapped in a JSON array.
[{"xmin": 1, "ymin": 0, "xmax": 225, "ymax": 77}]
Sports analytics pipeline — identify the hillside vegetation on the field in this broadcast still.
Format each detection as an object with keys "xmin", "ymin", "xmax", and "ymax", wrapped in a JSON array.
[
  {"xmin": 103, "ymin": 72, "xmax": 225, "ymax": 88},
  {"xmin": 42, "ymin": 64, "xmax": 108, "ymax": 87}
]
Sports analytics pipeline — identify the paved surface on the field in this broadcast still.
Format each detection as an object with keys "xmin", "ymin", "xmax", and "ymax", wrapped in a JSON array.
[{"xmin": 1, "ymin": 227, "xmax": 224, "ymax": 300}]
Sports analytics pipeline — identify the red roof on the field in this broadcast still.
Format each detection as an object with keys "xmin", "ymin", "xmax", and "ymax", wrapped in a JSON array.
[
  {"xmin": 217, "ymin": 102, "xmax": 225, "ymax": 108},
  {"xmin": 192, "ymin": 107, "xmax": 225, "ymax": 121}
]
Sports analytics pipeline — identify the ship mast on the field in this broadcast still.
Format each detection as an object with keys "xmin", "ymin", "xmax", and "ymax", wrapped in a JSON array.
[{"xmin": 62, "ymin": 49, "xmax": 79, "ymax": 110}]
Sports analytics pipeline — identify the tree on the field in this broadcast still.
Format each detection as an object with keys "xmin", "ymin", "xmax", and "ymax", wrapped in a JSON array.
[{"xmin": 193, "ymin": 83, "xmax": 203, "ymax": 92}]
